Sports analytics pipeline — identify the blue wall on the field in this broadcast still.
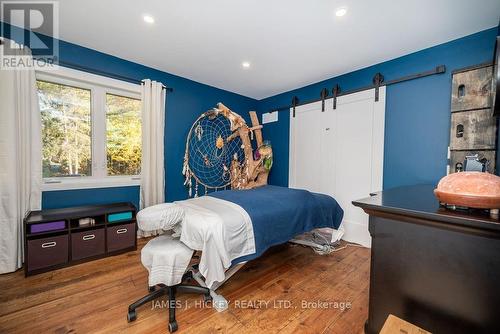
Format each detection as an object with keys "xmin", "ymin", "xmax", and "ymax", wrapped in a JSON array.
[
  {"xmin": 42, "ymin": 186, "xmax": 140, "ymax": 209},
  {"xmin": 1, "ymin": 22, "xmax": 258, "ymax": 209},
  {"xmin": 256, "ymin": 28, "xmax": 498, "ymax": 189}
]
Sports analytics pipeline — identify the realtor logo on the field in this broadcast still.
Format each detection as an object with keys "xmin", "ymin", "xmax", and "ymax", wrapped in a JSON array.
[{"xmin": 1, "ymin": 1, "xmax": 59, "ymax": 69}]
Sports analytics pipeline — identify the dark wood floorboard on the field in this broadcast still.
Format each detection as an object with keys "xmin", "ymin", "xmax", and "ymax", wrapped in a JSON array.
[{"xmin": 0, "ymin": 239, "xmax": 370, "ymax": 333}]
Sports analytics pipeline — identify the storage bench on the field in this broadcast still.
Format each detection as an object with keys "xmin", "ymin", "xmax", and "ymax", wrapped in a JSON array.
[{"xmin": 24, "ymin": 202, "xmax": 137, "ymax": 276}]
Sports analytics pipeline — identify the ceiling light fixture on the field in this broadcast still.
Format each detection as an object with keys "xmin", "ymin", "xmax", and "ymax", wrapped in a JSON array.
[
  {"xmin": 335, "ymin": 7, "xmax": 348, "ymax": 17},
  {"xmin": 143, "ymin": 15, "xmax": 155, "ymax": 24},
  {"xmin": 242, "ymin": 61, "xmax": 251, "ymax": 68}
]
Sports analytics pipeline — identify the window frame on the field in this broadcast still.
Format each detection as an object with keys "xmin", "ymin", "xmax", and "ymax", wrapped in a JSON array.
[{"xmin": 37, "ymin": 66, "xmax": 142, "ymax": 191}]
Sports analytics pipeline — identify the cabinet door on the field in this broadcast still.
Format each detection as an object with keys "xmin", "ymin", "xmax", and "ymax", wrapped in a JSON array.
[
  {"xmin": 290, "ymin": 99, "xmax": 337, "ymax": 196},
  {"xmin": 319, "ymin": 99, "xmax": 336, "ymax": 197},
  {"xmin": 289, "ymin": 101, "xmax": 323, "ymax": 193},
  {"xmin": 334, "ymin": 90, "xmax": 376, "ymax": 242}
]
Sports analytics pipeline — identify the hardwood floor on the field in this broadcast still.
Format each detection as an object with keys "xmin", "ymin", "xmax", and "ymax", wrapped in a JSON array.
[{"xmin": 0, "ymin": 239, "xmax": 370, "ymax": 333}]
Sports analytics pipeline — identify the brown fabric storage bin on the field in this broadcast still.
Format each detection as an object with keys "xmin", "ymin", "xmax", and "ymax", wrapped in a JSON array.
[
  {"xmin": 71, "ymin": 228, "xmax": 105, "ymax": 261},
  {"xmin": 27, "ymin": 234, "xmax": 68, "ymax": 271},
  {"xmin": 107, "ymin": 222, "xmax": 136, "ymax": 252}
]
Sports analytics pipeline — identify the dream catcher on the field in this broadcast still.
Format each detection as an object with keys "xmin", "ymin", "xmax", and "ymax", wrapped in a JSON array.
[{"xmin": 183, "ymin": 103, "xmax": 273, "ymax": 197}]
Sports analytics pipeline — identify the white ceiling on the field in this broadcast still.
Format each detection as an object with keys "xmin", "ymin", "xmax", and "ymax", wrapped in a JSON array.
[{"xmin": 24, "ymin": 1, "xmax": 500, "ymax": 99}]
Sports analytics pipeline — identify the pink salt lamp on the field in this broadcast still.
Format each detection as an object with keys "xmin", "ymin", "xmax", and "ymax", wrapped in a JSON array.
[{"xmin": 434, "ymin": 172, "xmax": 500, "ymax": 209}]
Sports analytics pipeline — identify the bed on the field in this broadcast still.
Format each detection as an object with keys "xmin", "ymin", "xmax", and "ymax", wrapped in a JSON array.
[{"xmin": 175, "ymin": 185, "xmax": 344, "ymax": 288}]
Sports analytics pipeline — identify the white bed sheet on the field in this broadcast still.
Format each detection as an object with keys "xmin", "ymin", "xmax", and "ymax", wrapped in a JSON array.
[{"xmin": 175, "ymin": 196, "xmax": 255, "ymax": 288}]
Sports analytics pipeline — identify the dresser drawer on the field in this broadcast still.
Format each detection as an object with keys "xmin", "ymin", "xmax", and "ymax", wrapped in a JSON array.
[
  {"xmin": 71, "ymin": 228, "xmax": 105, "ymax": 261},
  {"xmin": 107, "ymin": 223, "xmax": 136, "ymax": 252},
  {"xmin": 27, "ymin": 235, "xmax": 68, "ymax": 271}
]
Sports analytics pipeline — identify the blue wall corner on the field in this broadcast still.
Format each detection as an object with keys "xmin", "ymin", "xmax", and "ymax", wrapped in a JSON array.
[{"xmin": 257, "ymin": 27, "xmax": 498, "ymax": 189}]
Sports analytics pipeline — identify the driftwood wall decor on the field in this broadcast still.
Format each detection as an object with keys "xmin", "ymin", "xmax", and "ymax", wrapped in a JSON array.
[
  {"xmin": 183, "ymin": 103, "xmax": 272, "ymax": 196},
  {"xmin": 216, "ymin": 103, "xmax": 272, "ymax": 190}
]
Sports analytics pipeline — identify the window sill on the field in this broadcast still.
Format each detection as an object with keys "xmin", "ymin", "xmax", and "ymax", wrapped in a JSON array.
[{"xmin": 42, "ymin": 177, "xmax": 141, "ymax": 192}]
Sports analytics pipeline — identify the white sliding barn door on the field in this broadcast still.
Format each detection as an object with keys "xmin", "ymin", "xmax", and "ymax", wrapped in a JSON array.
[
  {"xmin": 289, "ymin": 101, "xmax": 325, "ymax": 193},
  {"xmin": 289, "ymin": 87, "xmax": 385, "ymax": 247}
]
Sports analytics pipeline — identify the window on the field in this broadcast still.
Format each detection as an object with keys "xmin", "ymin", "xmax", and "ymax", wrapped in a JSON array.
[
  {"xmin": 106, "ymin": 94, "xmax": 142, "ymax": 176},
  {"xmin": 38, "ymin": 81, "xmax": 92, "ymax": 177},
  {"xmin": 36, "ymin": 67, "xmax": 142, "ymax": 190}
]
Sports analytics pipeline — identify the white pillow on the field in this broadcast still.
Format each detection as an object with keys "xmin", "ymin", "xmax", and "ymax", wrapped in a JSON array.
[{"xmin": 137, "ymin": 203, "xmax": 185, "ymax": 232}]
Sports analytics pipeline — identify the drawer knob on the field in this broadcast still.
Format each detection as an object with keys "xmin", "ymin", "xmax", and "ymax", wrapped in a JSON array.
[
  {"xmin": 116, "ymin": 228, "xmax": 128, "ymax": 234},
  {"xmin": 82, "ymin": 234, "xmax": 95, "ymax": 241},
  {"xmin": 41, "ymin": 241, "xmax": 57, "ymax": 248}
]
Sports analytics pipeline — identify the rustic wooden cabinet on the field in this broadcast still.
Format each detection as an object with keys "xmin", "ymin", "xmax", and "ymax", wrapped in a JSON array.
[{"xmin": 449, "ymin": 64, "xmax": 497, "ymax": 174}]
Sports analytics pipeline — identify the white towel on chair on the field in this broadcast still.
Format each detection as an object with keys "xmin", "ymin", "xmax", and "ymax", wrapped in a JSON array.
[{"xmin": 141, "ymin": 235, "xmax": 194, "ymax": 286}]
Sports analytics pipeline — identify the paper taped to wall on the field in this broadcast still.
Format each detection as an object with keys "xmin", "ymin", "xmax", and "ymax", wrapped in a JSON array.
[{"xmin": 262, "ymin": 111, "xmax": 278, "ymax": 124}]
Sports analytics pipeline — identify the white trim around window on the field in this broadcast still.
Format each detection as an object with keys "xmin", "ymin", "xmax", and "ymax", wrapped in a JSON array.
[
  {"xmin": 37, "ymin": 66, "xmax": 142, "ymax": 192},
  {"xmin": 42, "ymin": 176, "xmax": 141, "ymax": 191}
]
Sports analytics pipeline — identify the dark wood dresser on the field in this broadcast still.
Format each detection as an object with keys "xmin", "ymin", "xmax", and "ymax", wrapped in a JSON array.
[{"xmin": 353, "ymin": 185, "xmax": 500, "ymax": 334}]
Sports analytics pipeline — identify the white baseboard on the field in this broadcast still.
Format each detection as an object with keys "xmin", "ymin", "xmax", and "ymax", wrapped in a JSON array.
[{"xmin": 341, "ymin": 220, "xmax": 371, "ymax": 248}]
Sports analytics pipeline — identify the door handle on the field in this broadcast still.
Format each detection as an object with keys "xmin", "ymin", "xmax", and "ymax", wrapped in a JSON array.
[
  {"xmin": 83, "ymin": 234, "xmax": 95, "ymax": 241},
  {"xmin": 116, "ymin": 228, "xmax": 128, "ymax": 234},
  {"xmin": 41, "ymin": 241, "xmax": 57, "ymax": 248}
]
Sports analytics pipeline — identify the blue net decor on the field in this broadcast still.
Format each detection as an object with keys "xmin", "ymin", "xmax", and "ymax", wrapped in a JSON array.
[{"xmin": 183, "ymin": 109, "xmax": 245, "ymax": 197}]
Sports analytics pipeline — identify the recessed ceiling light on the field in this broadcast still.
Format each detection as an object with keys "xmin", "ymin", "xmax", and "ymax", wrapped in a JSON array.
[
  {"xmin": 242, "ymin": 61, "xmax": 251, "ymax": 68},
  {"xmin": 143, "ymin": 15, "xmax": 155, "ymax": 24},
  {"xmin": 335, "ymin": 7, "xmax": 348, "ymax": 17}
]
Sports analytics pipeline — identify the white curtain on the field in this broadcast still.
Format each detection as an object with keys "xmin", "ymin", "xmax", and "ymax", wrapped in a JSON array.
[
  {"xmin": 0, "ymin": 41, "xmax": 42, "ymax": 274},
  {"xmin": 140, "ymin": 79, "xmax": 166, "ymax": 209},
  {"xmin": 139, "ymin": 80, "xmax": 166, "ymax": 237}
]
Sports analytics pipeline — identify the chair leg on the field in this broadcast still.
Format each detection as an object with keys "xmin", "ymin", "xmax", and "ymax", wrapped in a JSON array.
[
  {"xmin": 128, "ymin": 282, "xmax": 210, "ymax": 331},
  {"xmin": 127, "ymin": 287, "xmax": 167, "ymax": 322},
  {"xmin": 168, "ymin": 287, "xmax": 178, "ymax": 332},
  {"xmin": 177, "ymin": 285, "xmax": 211, "ymax": 301}
]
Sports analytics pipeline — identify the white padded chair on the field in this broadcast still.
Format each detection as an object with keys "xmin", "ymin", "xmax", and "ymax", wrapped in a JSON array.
[{"xmin": 127, "ymin": 235, "xmax": 211, "ymax": 332}]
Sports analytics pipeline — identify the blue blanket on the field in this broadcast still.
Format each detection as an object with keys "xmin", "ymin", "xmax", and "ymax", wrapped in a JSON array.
[{"xmin": 209, "ymin": 185, "xmax": 343, "ymax": 264}]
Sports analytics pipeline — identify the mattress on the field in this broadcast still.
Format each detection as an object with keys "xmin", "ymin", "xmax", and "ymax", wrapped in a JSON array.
[{"xmin": 208, "ymin": 185, "xmax": 344, "ymax": 264}]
